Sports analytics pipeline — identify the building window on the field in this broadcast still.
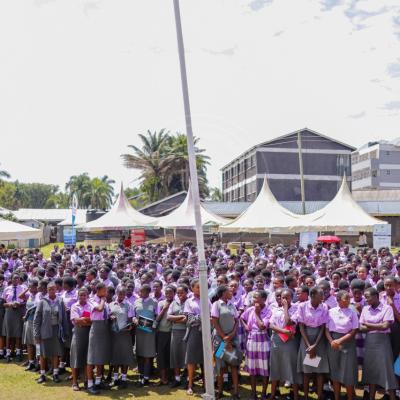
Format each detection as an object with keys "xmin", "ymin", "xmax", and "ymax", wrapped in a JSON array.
[
  {"xmin": 372, "ymin": 170, "xmax": 377, "ymax": 177},
  {"xmin": 386, "ymin": 170, "xmax": 391, "ymax": 175},
  {"xmin": 386, "ymin": 151, "xmax": 390, "ymax": 156}
]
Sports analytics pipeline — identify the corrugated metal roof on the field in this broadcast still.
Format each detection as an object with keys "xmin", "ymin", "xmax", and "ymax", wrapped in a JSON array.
[{"xmin": 14, "ymin": 208, "xmax": 87, "ymax": 222}]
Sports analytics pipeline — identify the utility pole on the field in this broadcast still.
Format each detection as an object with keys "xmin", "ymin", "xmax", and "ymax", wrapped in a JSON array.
[
  {"xmin": 297, "ymin": 131, "xmax": 306, "ymax": 214},
  {"xmin": 172, "ymin": 1, "xmax": 215, "ymax": 399}
]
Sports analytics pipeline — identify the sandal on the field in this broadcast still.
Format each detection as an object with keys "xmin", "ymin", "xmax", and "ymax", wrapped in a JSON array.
[
  {"xmin": 72, "ymin": 384, "xmax": 80, "ymax": 391},
  {"xmin": 187, "ymin": 388, "xmax": 194, "ymax": 395}
]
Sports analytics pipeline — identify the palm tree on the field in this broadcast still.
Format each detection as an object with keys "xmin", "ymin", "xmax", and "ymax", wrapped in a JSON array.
[
  {"xmin": 84, "ymin": 177, "xmax": 114, "ymax": 209},
  {"xmin": 65, "ymin": 173, "xmax": 92, "ymax": 208},
  {"xmin": 165, "ymin": 133, "xmax": 210, "ymax": 198},
  {"xmin": 209, "ymin": 187, "xmax": 222, "ymax": 202},
  {"xmin": 121, "ymin": 129, "xmax": 171, "ymax": 202}
]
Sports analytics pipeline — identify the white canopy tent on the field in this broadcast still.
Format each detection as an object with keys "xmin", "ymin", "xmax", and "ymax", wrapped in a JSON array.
[
  {"xmin": 79, "ymin": 184, "xmax": 157, "ymax": 232},
  {"xmin": 155, "ymin": 187, "xmax": 228, "ymax": 229},
  {"xmin": 220, "ymin": 177, "xmax": 305, "ymax": 233},
  {"xmin": 290, "ymin": 175, "xmax": 387, "ymax": 233},
  {"xmin": 0, "ymin": 219, "xmax": 41, "ymax": 240}
]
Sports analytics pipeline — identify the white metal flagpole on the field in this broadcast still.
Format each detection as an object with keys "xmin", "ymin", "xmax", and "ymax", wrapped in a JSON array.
[{"xmin": 172, "ymin": 1, "xmax": 215, "ymax": 398}]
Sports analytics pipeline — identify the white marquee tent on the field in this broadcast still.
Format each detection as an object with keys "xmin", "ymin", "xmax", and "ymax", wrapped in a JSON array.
[
  {"xmin": 290, "ymin": 175, "xmax": 387, "ymax": 233},
  {"xmin": 155, "ymin": 187, "xmax": 228, "ymax": 229},
  {"xmin": 220, "ymin": 177, "xmax": 305, "ymax": 233},
  {"xmin": 79, "ymin": 184, "xmax": 157, "ymax": 232},
  {"xmin": 0, "ymin": 219, "xmax": 41, "ymax": 240}
]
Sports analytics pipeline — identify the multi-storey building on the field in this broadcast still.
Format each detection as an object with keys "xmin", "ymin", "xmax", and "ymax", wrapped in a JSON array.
[
  {"xmin": 221, "ymin": 128, "xmax": 354, "ymax": 202},
  {"xmin": 352, "ymin": 139, "xmax": 400, "ymax": 190}
]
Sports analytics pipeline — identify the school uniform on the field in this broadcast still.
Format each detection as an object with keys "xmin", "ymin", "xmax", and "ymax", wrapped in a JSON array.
[
  {"xmin": 211, "ymin": 299, "xmax": 239, "ymax": 373},
  {"xmin": 296, "ymin": 300, "xmax": 330, "ymax": 374},
  {"xmin": 109, "ymin": 299, "xmax": 135, "ymax": 367},
  {"xmin": 360, "ymin": 302, "xmax": 398, "ymax": 390},
  {"xmin": 0, "ymin": 283, "xmax": 5, "ymax": 340},
  {"xmin": 241, "ymin": 305, "xmax": 271, "ymax": 377},
  {"xmin": 168, "ymin": 299, "xmax": 187, "ymax": 369},
  {"xmin": 33, "ymin": 296, "xmax": 66, "ymax": 358},
  {"xmin": 156, "ymin": 300, "xmax": 172, "ymax": 370},
  {"xmin": 269, "ymin": 304, "xmax": 302, "ymax": 384},
  {"xmin": 380, "ymin": 292, "xmax": 400, "ymax": 359},
  {"xmin": 134, "ymin": 297, "xmax": 157, "ymax": 358},
  {"xmin": 87, "ymin": 295, "xmax": 111, "ymax": 366},
  {"xmin": 183, "ymin": 296, "xmax": 205, "ymax": 365},
  {"xmin": 61, "ymin": 289, "xmax": 78, "ymax": 349},
  {"xmin": 2, "ymin": 284, "xmax": 25, "ymax": 338},
  {"xmin": 69, "ymin": 301, "xmax": 91, "ymax": 369},
  {"xmin": 326, "ymin": 306, "xmax": 358, "ymax": 386},
  {"xmin": 22, "ymin": 292, "xmax": 38, "ymax": 346},
  {"xmin": 350, "ymin": 297, "xmax": 366, "ymax": 366}
]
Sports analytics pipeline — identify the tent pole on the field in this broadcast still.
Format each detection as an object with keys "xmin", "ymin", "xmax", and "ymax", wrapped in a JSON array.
[{"xmin": 173, "ymin": 1, "xmax": 214, "ymax": 397}]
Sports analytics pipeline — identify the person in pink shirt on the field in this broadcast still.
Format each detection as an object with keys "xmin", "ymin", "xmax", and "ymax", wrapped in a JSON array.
[
  {"xmin": 360, "ymin": 287, "xmax": 398, "ymax": 399},
  {"xmin": 296, "ymin": 286, "xmax": 329, "ymax": 400},
  {"xmin": 269, "ymin": 288, "xmax": 301, "ymax": 400},
  {"xmin": 325, "ymin": 290, "xmax": 359, "ymax": 400},
  {"xmin": 2, "ymin": 273, "xmax": 26, "ymax": 362},
  {"xmin": 70, "ymin": 287, "xmax": 91, "ymax": 391},
  {"xmin": 241, "ymin": 289, "xmax": 271, "ymax": 400},
  {"xmin": 86, "ymin": 283, "xmax": 111, "ymax": 395}
]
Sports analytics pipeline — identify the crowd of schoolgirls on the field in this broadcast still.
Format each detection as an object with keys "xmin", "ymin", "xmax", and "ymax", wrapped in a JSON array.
[{"xmin": 0, "ymin": 241, "xmax": 399, "ymax": 399}]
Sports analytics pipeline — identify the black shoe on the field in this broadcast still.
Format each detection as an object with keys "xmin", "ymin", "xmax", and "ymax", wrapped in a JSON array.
[
  {"xmin": 87, "ymin": 386, "xmax": 99, "ymax": 395},
  {"xmin": 109, "ymin": 379, "xmax": 120, "ymax": 388},
  {"xmin": 143, "ymin": 378, "xmax": 150, "ymax": 386},
  {"xmin": 53, "ymin": 374, "xmax": 60, "ymax": 383},
  {"xmin": 58, "ymin": 367, "xmax": 66, "ymax": 375},
  {"xmin": 25, "ymin": 362, "xmax": 35, "ymax": 371},
  {"xmin": 6, "ymin": 355, "xmax": 12, "ymax": 363},
  {"xmin": 95, "ymin": 382, "xmax": 110, "ymax": 390},
  {"xmin": 16, "ymin": 353, "xmax": 23, "ymax": 362},
  {"xmin": 37, "ymin": 375, "xmax": 46, "ymax": 384},
  {"xmin": 170, "ymin": 379, "xmax": 181, "ymax": 388}
]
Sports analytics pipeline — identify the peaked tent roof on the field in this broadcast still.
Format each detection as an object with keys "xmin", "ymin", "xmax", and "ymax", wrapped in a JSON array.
[
  {"xmin": 155, "ymin": 186, "xmax": 228, "ymax": 229},
  {"xmin": 220, "ymin": 177, "xmax": 306, "ymax": 233},
  {"xmin": 79, "ymin": 184, "xmax": 157, "ymax": 232},
  {"xmin": 290, "ymin": 175, "xmax": 387, "ymax": 232},
  {"xmin": 0, "ymin": 219, "xmax": 41, "ymax": 240}
]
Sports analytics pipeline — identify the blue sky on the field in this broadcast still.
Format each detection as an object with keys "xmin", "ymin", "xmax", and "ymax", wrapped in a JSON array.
[{"xmin": 0, "ymin": 0, "xmax": 399, "ymax": 193}]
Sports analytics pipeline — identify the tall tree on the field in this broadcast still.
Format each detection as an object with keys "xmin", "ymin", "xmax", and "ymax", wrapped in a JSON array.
[
  {"xmin": 121, "ymin": 129, "xmax": 170, "ymax": 202},
  {"xmin": 122, "ymin": 130, "xmax": 210, "ymax": 202},
  {"xmin": 83, "ymin": 177, "xmax": 114, "ymax": 209},
  {"xmin": 65, "ymin": 173, "xmax": 92, "ymax": 208},
  {"xmin": 0, "ymin": 163, "xmax": 10, "ymax": 182},
  {"xmin": 208, "ymin": 187, "xmax": 222, "ymax": 202}
]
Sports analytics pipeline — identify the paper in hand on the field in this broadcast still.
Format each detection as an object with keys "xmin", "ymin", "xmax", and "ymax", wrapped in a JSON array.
[{"xmin": 303, "ymin": 354, "xmax": 321, "ymax": 368}]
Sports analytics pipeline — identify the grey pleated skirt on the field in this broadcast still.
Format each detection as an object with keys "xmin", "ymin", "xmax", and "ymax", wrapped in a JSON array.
[
  {"xmin": 111, "ymin": 330, "xmax": 134, "ymax": 366},
  {"xmin": 170, "ymin": 329, "xmax": 187, "ymax": 369},
  {"xmin": 185, "ymin": 328, "xmax": 204, "ymax": 365},
  {"xmin": 0, "ymin": 306, "xmax": 5, "ymax": 333},
  {"xmin": 2, "ymin": 307, "xmax": 24, "ymax": 338},
  {"xmin": 63, "ymin": 313, "xmax": 73, "ymax": 349},
  {"xmin": 70, "ymin": 326, "xmax": 90, "ymax": 369},
  {"xmin": 362, "ymin": 333, "xmax": 398, "ymax": 390},
  {"xmin": 327, "ymin": 332, "xmax": 357, "ymax": 386},
  {"xmin": 22, "ymin": 320, "xmax": 35, "ymax": 346},
  {"xmin": 297, "ymin": 326, "xmax": 329, "ymax": 374},
  {"xmin": 156, "ymin": 331, "xmax": 171, "ymax": 370},
  {"xmin": 135, "ymin": 328, "xmax": 156, "ymax": 358},
  {"xmin": 40, "ymin": 325, "xmax": 63, "ymax": 358},
  {"xmin": 87, "ymin": 320, "xmax": 111, "ymax": 365},
  {"xmin": 270, "ymin": 332, "xmax": 302, "ymax": 384}
]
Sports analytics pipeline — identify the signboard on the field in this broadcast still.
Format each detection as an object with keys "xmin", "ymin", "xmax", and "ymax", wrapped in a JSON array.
[
  {"xmin": 64, "ymin": 227, "xmax": 76, "ymax": 246},
  {"xmin": 299, "ymin": 232, "xmax": 318, "ymax": 248},
  {"xmin": 373, "ymin": 224, "xmax": 391, "ymax": 250},
  {"xmin": 131, "ymin": 229, "xmax": 145, "ymax": 245}
]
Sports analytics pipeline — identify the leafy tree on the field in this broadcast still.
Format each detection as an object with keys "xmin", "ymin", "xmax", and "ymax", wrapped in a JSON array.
[
  {"xmin": 122, "ymin": 129, "xmax": 210, "ymax": 202},
  {"xmin": 83, "ymin": 177, "xmax": 114, "ymax": 209},
  {"xmin": 125, "ymin": 187, "xmax": 148, "ymax": 209},
  {"xmin": 208, "ymin": 187, "xmax": 222, "ymax": 202},
  {"xmin": 0, "ymin": 163, "xmax": 10, "ymax": 182},
  {"xmin": 1, "ymin": 212, "xmax": 18, "ymax": 222},
  {"xmin": 65, "ymin": 173, "xmax": 92, "ymax": 207}
]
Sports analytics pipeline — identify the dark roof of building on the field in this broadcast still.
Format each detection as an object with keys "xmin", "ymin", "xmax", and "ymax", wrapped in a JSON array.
[{"xmin": 221, "ymin": 127, "xmax": 356, "ymax": 170}]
